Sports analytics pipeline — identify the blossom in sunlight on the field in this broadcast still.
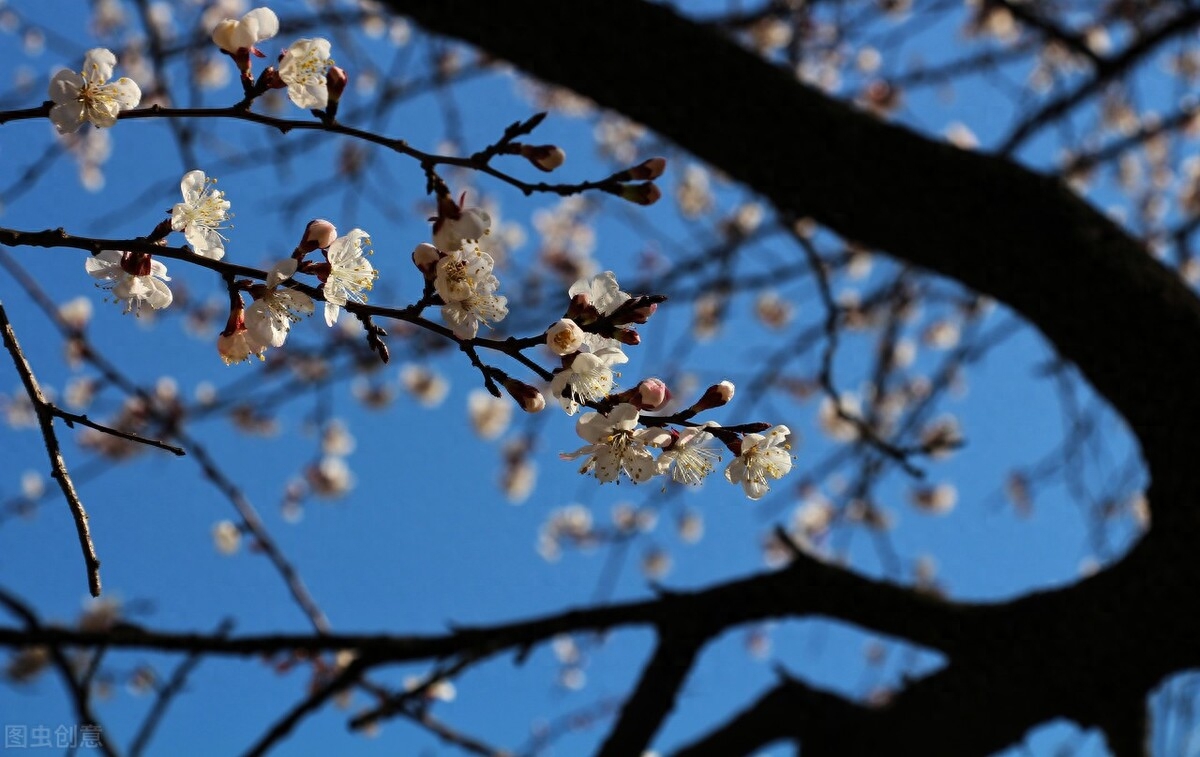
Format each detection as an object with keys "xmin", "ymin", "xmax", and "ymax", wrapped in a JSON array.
[
  {"xmin": 569, "ymin": 270, "xmax": 629, "ymax": 315},
  {"xmin": 278, "ymin": 37, "xmax": 333, "ymax": 109},
  {"xmin": 442, "ymin": 286, "xmax": 508, "ymax": 340},
  {"xmin": 85, "ymin": 250, "xmax": 172, "ymax": 315},
  {"xmin": 433, "ymin": 206, "xmax": 490, "ymax": 252},
  {"xmin": 320, "ymin": 229, "xmax": 376, "ymax": 326},
  {"xmin": 245, "ymin": 259, "xmax": 315, "ymax": 348},
  {"xmin": 48, "ymin": 48, "xmax": 141, "ymax": 134},
  {"xmin": 656, "ymin": 424, "xmax": 720, "ymax": 486},
  {"xmin": 724, "ymin": 425, "xmax": 794, "ymax": 500},
  {"xmin": 561, "ymin": 403, "xmax": 659, "ymax": 484},
  {"xmin": 171, "ymin": 170, "xmax": 231, "ymax": 259},
  {"xmin": 546, "ymin": 318, "xmax": 585, "ymax": 356},
  {"xmin": 434, "ymin": 243, "xmax": 497, "ymax": 303},
  {"xmin": 211, "ymin": 7, "xmax": 278, "ymax": 55},
  {"xmin": 433, "ymin": 242, "xmax": 507, "ymax": 339},
  {"xmin": 217, "ymin": 310, "xmax": 265, "ymax": 365},
  {"xmin": 546, "ymin": 346, "xmax": 627, "ymax": 415}
]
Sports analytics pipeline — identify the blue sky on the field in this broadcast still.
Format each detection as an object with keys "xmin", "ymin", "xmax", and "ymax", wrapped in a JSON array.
[{"xmin": 0, "ymin": 2, "xmax": 1176, "ymax": 755}]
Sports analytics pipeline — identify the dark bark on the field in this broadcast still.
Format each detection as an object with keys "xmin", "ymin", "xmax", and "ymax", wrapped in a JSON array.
[{"xmin": 374, "ymin": 1, "xmax": 1200, "ymax": 754}]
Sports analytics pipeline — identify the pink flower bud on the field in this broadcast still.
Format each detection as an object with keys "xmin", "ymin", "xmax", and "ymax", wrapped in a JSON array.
[
  {"xmin": 617, "ymin": 182, "xmax": 661, "ymax": 206},
  {"xmin": 412, "ymin": 242, "xmax": 441, "ymax": 276},
  {"xmin": 503, "ymin": 378, "xmax": 546, "ymax": 413},
  {"xmin": 326, "ymin": 66, "xmax": 348, "ymax": 104},
  {"xmin": 635, "ymin": 378, "xmax": 671, "ymax": 411},
  {"xmin": 519, "ymin": 144, "xmax": 566, "ymax": 172},
  {"xmin": 613, "ymin": 328, "xmax": 641, "ymax": 346},
  {"xmin": 628, "ymin": 157, "xmax": 667, "ymax": 181},
  {"xmin": 546, "ymin": 318, "xmax": 585, "ymax": 356},
  {"xmin": 298, "ymin": 219, "xmax": 337, "ymax": 253},
  {"xmin": 609, "ymin": 294, "xmax": 666, "ymax": 325}
]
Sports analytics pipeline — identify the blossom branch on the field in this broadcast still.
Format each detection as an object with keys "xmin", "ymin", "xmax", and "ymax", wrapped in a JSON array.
[
  {"xmin": 0, "ymin": 301, "xmax": 103, "ymax": 597},
  {"xmin": 0, "ymin": 102, "xmax": 650, "ymax": 202}
]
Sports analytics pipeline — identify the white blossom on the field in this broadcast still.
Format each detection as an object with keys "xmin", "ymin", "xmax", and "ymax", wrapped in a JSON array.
[
  {"xmin": 278, "ymin": 37, "xmax": 333, "ymax": 109},
  {"xmin": 546, "ymin": 346, "xmax": 627, "ymax": 415},
  {"xmin": 433, "ymin": 207, "xmax": 490, "ymax": 251},
  {"xmin": 85, "ymin": 250, "xmax": 172, "ymax": 314},
  {"xmin": 322, "ymin": 229, "xmax": 376, "ymax": 326},
  {"xmin": 724, "ymin": 425, "xmax": 794, "ymax": 500},
  {"xmin": 656, "ymin": 424, "xmax": 720, "ymax": 485},
  {"xmin": 442, "ymin": 288, "xmax": 508, "ymax": 340},
  {"xmin": 245, "ymin": 259, "xmax": 315, "ymax": 348},
  {"xmin": 561, "ymin": 403, "xmax": 658, "ymax": 484},
  {"xmin": 434, "ymin": 243, "xmax": 497, "ymax": 302},
  {"xmin": 546, "ymin": 318, "xmax": 585, "ymax": 356},
  {"xmin": 434, "ymin": 242, "xmax": 507, "ymax": 339},
  {"xmin": 569, "ymin": 270, "xmax": 629, "ymax": 315},
  {"xmin": 171, "ymin": 170, "xmax": 231, "ymax": 259},
  {"xmin": 211, "ymin": 7, "xmax": 278, "ymax": 53},
  {"xmin": 48, "ymin": 48, "xmax": 141, "ymax": 134}
]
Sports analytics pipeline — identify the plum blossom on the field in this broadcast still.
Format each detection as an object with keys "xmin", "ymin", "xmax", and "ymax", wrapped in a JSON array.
[
  {"xmin": 656, "ymin": 424, "xmax": 720, "ymax": 485},
  {"xmin": 725, "ymin": 425, "xmax": 794, "ymax": 500},
  {"xmin": 442, "ymin": 287, "xmax": 508, "ymax": 340},
  {"xmin": 217, "ymin": 310, "xmax": 265, "ymax": 365},
  {"xmin": 546, "ymin": 318, "xmax": 585, "ymax": 356},
  {"xmin": 278, "ymin": 38, "xmax": 333, "ymax": 109},
  {"xmin": 211, "ymin": 7, "xmax": 278, "ymax": 55},
  {"xmin": 245, "ymin": 259, "xmax": 315, "ymax": 348},
  {"xmin": 321, "ymin": 229, "xmax": 376, "ymax": 326},
  {"xmin": 171, "ymin": 170, "xmax": 231, "ymax": 259},
  {"xmin": 547, "ymin": 346, "xmax": 628, "ymax": 415},
  {"xmin": 48, "ymin": 48, "xmax": 141, "ymax": 134},
  {"xmin": 433, "ymin": 207, "xmax": 490, "ymax": 251},
  {"xmin": 570, "ymin": 271, "xmax": 630, "ymax": 315},
  {"xmin": 434, "ymin": 243, "xmax": 498, "ymax": 303},
  {"xmin": 85, "ymin": 250, "xmax": 172, "ymax": 314},
  {"xmin": 434, "ymin": 242, "xmax": 508, "ymax": 340},
  {"xmin": 561, "ymin": 404, "xmax": 659, "ymax": 484}
]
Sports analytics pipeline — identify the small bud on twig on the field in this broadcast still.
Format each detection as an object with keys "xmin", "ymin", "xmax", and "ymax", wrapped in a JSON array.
[
  {"xmin": 503, "ymin": 378, "xmax": 546, "ymax": 413},
  {"xmin": 518, "ymin": 144, "xmax": 566, "ymax": 172}
]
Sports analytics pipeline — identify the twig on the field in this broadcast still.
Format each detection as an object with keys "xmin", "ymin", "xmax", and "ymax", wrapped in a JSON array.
[
  {"xmin": 128, "ymin": 619, "xmax": 234, "ymax": 757},
  {"xmin": 0, "ymin": 302, "xmax": 102, "ymax": 597}
]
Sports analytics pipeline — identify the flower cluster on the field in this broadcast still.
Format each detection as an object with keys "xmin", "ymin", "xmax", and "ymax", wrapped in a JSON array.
[
  {"xmin": 559, "ymin": 400, "xmax": 794, "ymax": 499},
  {"xmin": 416, "ymin": 201, "xmax": 510, "ymax": 340}
]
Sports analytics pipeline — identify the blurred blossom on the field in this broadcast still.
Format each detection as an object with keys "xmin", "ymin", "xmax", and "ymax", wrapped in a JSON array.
[
  {"xmin": 400, "ymin": 364, "xmax": 449, "ymax": 408},
  {"xmin": 20, "ymin": 470, "xmax": 44, "ymax": 500},
  {"xmin": 755, "ymin": 291, "xmax": 793, "ymax": 329},
  {"xmin": 910, "ymin": 483, "xmax": 957, "ymax": 515},
  {"xmin": 944, "ymin": 122, "xmax": 978, "ymax": 150},
  {"xmin": 818, "ymin": 393, "xmax": 862, "ymax": 442},
  {"xmin": 321, "ymin": 420, "xmax": 356, "ymax": 456},
  {"xmin": 467, "ymin": 388, "xmax": 512, "ymax": 440},
  {"xmin": 677, "ymin": 509, "xmax": 704, "ymax": 543},
  {"xmin": 212, "ymin": 520, "xmax": 241, "ymax": 555},
  {"xmin": 693, "ymin": 293, "xmax": 722, "ymax": 340},
  {"xmin": 306, "ymin": 456, "xmax": 354, "ymax": 499},
  {"xmin": 352, "ymin": 377, "xmax": 395, "ymax": 409},
  {"xmin": 640, "ymin": 547, "xmax": 671, "ymax": 580},
  {"xmin": 59, "ymin": 296, "xmax": 93, "ymax": 329},
  {"xmin": 922, "ymin": 319, "xmax": 961, "ymax": 349},
  {"xmin": 919, "ymin": 415, "xmax": 962, "ymax": 458},
  {"xmin": 79, "ymin": 596, "xmax": 121, "ymax": 632},
  {"xmin": 675, "ymin": 164, "xmax": 714, "ymax": 218},
  {"xmin": 5, "ymin": 646, "xmax": 50, "ymax": 683},
  {"xmin": 501, "ymin": 457, "xmax": 536, "ymax": 504}
]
